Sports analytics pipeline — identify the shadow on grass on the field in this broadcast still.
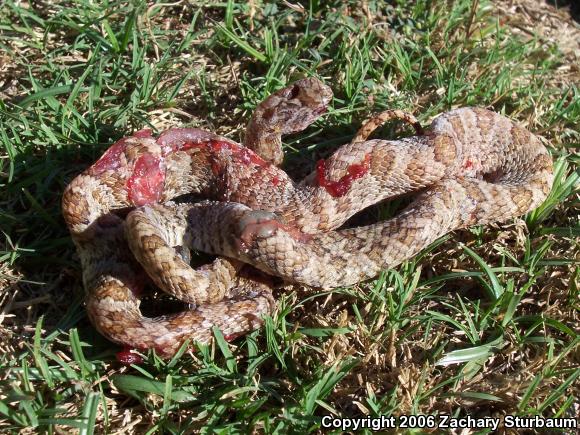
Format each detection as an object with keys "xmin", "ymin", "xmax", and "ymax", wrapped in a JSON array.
[{"xmin": 546, "ymin": 0, "xmax": 580, "ymax": 23}]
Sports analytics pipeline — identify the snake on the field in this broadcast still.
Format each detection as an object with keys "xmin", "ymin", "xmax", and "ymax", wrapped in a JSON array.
[{"xmin": 62, "ymin": 78, "xmax": 553, "ymax": 359}]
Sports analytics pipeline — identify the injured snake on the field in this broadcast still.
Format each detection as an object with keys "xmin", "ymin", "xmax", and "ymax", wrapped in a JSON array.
[{"xmin": 62, "ymin": 78, "xmax": 553, "ymax": 358}]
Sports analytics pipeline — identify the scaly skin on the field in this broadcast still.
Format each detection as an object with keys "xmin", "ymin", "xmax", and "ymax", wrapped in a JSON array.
[
  {"xmin": 62, "ymin": 78, "xmax": 553, "ymax": 358},
  {"xmin": 130, "ymin": 107, "xmax": 552, "ymax": 288}
]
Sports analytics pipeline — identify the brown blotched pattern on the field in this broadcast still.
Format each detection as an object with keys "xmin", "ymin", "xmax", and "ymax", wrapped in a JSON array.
[{"xmin": 62, "ymin": 78, "xmax": 553, "ymax": 356}]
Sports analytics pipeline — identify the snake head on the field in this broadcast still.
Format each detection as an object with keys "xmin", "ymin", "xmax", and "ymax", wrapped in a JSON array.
[
  {"xmin": 266, "ymin": 77, "xmax": 333, "ymax": 134},
  {"xmin": 244, "ymin": 78, "xmax": 333, "ymax": 165}
]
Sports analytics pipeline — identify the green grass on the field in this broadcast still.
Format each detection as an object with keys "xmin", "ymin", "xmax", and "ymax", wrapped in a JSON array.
[{"xmin": 1, "ymin": 0, "xmax": 578, "ymax": 433}]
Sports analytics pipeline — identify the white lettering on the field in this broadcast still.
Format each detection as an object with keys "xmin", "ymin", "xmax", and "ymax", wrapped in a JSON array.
[
  {"xmin": 321, "ymin": 416, "xmax": 332, "ymax": 428},
  {"xmin": 505, "ymin": 415, "xmax": 515, "ymax": 428},
  {"xmin": 320, "ymin": 415, "xmax": 398, "ymax": 430},
  {"xmin": 504, "ymin": 415, "xmax": 578, "ymax": 429}
]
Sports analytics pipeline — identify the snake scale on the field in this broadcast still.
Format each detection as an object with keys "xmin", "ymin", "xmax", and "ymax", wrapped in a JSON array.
[{"xmin": 62, "ymin": 78, "xmax": 553, "ymax": 359}]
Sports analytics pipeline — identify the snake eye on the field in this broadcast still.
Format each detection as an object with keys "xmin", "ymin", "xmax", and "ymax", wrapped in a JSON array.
[{"xmin": 288, "ymin": 84, "xmax": 300, "ymax": 100}]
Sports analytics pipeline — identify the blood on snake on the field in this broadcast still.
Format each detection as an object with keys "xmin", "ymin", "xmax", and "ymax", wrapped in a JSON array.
[{"xmin": 62, "ymin": 78, "xmax": 553, "ymax": 360}]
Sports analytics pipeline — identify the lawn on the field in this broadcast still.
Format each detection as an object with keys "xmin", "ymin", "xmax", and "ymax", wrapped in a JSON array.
[{"xmin": 0, "ymin": 0, "xmax": 578, "ymax": 433}]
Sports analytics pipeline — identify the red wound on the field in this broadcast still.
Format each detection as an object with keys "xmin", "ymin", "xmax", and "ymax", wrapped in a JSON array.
[
  {"xmin": 91, "ymin": 140, "xmax": 127, "ymax": 175},
  {"xmin": 179, "ymin": 141, "xmax": 206, "ymax": 151},
  {"xmin": 237, "ymin": 218, "xmax": 311, "ymax": 253},
  {"xmin": 210, "ymin": 140, "xmax": 268, "ymax": 167},
  {"xmin": 127, "ymin": 154, "xmax": 166, "ymax": 206},
  {"xmin": 464, "ymin": 160, "xmax": 474, "ymax": 170},
  {"xmin": 134, "ymin": 129, "xmax": 153, "ymax": 138},
  {"xmin": 237, "ymin": 147, "xmax": 268, "ymax": 167},
  {"xmin": 116, "ymin": 347, "xmax": 144, "ymax": 365},
  {"xmin": 237, "ymin": 219, "xmax": 281, "ymax": 252},
  {"xmin": 317, "ymin": 154, "xmax": 371, "ymax": 197},
  {"xmin": 224, "ymin": 332, "xmax": 243, "ymax": 342}
]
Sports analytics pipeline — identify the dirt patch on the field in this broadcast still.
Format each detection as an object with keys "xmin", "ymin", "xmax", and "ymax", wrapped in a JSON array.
[{"xmin": 494, "ymin": 0, "xmax": 580, "ymax": 64}]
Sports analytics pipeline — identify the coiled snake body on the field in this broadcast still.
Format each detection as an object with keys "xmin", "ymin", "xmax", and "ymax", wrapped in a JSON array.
[{"xmin": 62, "ymin": 79, "xmax": 553, "ymax": 357}]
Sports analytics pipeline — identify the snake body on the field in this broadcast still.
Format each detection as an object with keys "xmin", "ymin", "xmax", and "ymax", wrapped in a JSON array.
[{"xmin": 62, "ymin": 78, "xmax": 553, "ymax": 357}]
